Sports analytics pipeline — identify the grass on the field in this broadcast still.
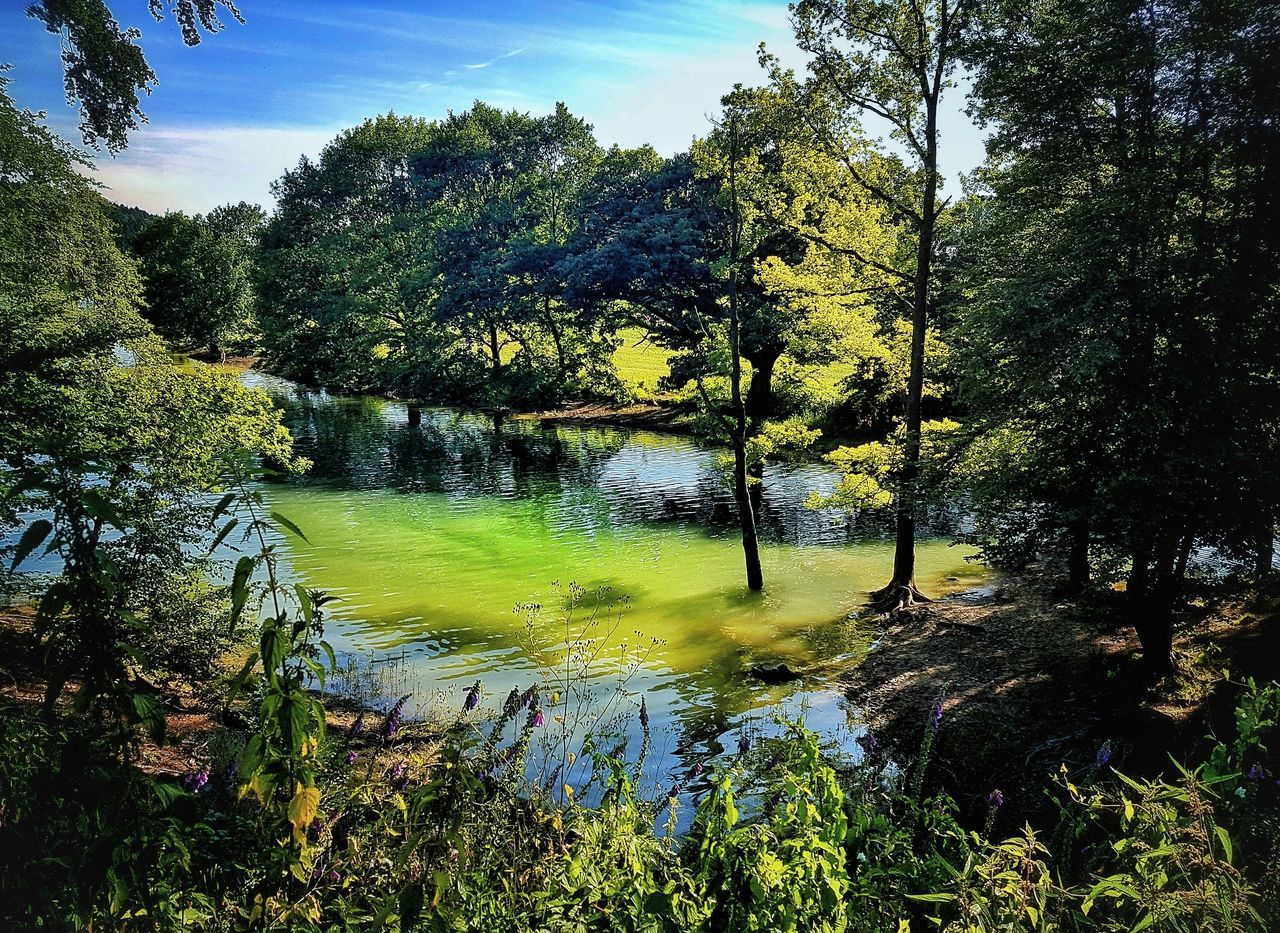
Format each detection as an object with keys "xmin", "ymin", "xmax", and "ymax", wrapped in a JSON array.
[{"xmin": 613, "ymin": 327, "xmax": 672, "ymax": 395}]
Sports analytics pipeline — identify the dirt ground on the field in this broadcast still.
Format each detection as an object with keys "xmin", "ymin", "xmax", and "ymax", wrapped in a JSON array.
[
  {"xmin": 518, "ymin": 400, "xmax": 691, "ymax": 433},
  {"xmin": 842, "ymin": 573, "xmax": 1280, "ymax": 827}
]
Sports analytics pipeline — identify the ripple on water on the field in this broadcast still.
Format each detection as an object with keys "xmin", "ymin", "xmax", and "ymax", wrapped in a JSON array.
[{"xmin": 237, "ymin": 371, "xmax": 985, "ymax": 783}]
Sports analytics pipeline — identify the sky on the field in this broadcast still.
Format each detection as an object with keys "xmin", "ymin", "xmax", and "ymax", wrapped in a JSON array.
[{"xmin": 0, "ymin": 0, "xmax": 988, "ymax": 215}]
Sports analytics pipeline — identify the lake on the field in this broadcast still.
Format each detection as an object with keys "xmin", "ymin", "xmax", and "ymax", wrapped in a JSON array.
[{"xmin": 243, "ymin": 372, "xmax": 984, "ymax": 794}]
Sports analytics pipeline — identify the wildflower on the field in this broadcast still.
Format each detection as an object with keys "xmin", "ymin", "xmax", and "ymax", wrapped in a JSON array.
[
  {"xmin": 500, "ymin": 687, "xmax": 521, "ymax": 719},
  {"xmin": 861, "ymin": 731, "xmax": 878, "ymax": 754},
  {"xmin": 464, "ymin": 680, "xmax": 481, "ymax": 713},
  {"xmin": 382, "ymin": 695, "xmax": 409, "ymax": 741},
  {"xmin": 692, "ymin": 762, "xmax": 704, "ymax": 777},
  {"xmin": 738, "ymin": 733, "xmax": 751, "ymax": 755},
  {"xmin": 347, "ymin": 713, "xmax": 365, "ymax": 740},
  {"xmin": 533, "ymin": 708, "xmax": 545, "ymax": 728},
  {"xmin": 1247, "ymin": 764, "xmax": 1266, "ymax": 781},
  {"xmin": 1096, "ymin": 740, "xmax": 1113, "ymax": 768},
  {"xmin": 639, "ymin": 697, "xmax": 649, "ymax": 729},
  {"xmin": 345, "ymin": 750, "xmax": 357, "ymax": 766},
  {"xmin": 930, "ymin": 700, "xmax": 944, "ymax": 731},
  {"xmin": 328, "ymin": 870, "xmax": 341, "ymax": 883},
  {"xmin": 668, "ymin": 782, "xmax": 683, "ymax": 798},
  {"xmin": 988, "ymin": 788, "xmax": 1005, "ymax": 809},
  {"xmin": 182, "ymin": 769, "xmax": 210, "ymax": 793}
]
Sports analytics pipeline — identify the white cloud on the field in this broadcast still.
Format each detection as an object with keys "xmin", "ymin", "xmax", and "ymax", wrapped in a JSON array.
[
  {"xmin": 82, "ymin": 124, "xmax": 342, "ymax": 214},
  {"xmin": 463, "ymin": 48, "xmax": 528, "ymax": 70}
]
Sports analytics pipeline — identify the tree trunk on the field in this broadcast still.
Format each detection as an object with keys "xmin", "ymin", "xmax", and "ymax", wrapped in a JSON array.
[
  {"xmin": 407, "ymin": 405, "xmax": 422, "ymax": 427},
  {"xmin": 743, "ymin": 350, "xmax": 779, "ymax": 431},
  {"xmin": 1127, "ymin": 539, "xmax": 1176, "ymax": 676},
  {"xmin": 1064, "ymin": 521, "xmax": 1090, "ymax": 595},
  {"xmin": 872, "ymin": 91, "xmax": 938, "ymax": 613},
  {"xmin": 727, "ymin": 116, "xmax": 763, "ymax": 592},
  {"xmin": 1256, "ymin": 527, "xmax": 1274, "ymax": 579}
]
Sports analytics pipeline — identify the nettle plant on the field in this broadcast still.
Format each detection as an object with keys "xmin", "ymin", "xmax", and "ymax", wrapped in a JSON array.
[{"xmin": 219, "ymin": 474, "xmax": 336, "ymax": 924}]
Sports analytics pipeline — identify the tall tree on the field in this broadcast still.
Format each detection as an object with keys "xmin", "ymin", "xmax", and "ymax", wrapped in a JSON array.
[
  {"xmin": 958, "ymin": 0, "xmax": 1280, "ymax": 672},
  {"xmin": 130, "ymin": 204, "xmax": 262, "ymax": 358},
  {"xmin": 767, "ymin": 0, "xmax": 970, "ymax": 611}
]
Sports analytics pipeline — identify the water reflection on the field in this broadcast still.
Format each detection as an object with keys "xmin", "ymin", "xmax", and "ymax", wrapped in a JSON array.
[{"xmin": 244, "ymin": 371, "xmax": 983, "ymax": 790}]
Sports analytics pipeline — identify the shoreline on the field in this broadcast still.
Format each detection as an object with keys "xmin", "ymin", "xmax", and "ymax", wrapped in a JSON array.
[{"xmin": 844, "ymin": 573, "xmax": 1280, "ymax": 829}]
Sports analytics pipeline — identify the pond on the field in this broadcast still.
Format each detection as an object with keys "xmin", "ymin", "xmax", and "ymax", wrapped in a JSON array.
[{"xmin": 242, "ymin": 372, "xmax": 985, "ymax": 796}]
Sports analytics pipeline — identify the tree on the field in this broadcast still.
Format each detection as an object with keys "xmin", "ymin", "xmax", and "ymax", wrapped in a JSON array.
[
  {"xmin": 130, "ymin": 203, "xmax": 263, "ymax": 357},
  {"xmin": 958, "ymin": 0, "xmax": 1280, "ymax": 672},
  {"xmin": 258, "ymin": 114, "xmax": 436, "ymax": 391},
  {"xmin": 767, "ymin": 0, "xmax": 971, "ymax": 611},
  {"xmin": 1, "ymin": 79, "xmax": 300, "ymax": 722},
  {"xmin": 27, "ymin": 0, "xmax": 244, "ymax": 152}
]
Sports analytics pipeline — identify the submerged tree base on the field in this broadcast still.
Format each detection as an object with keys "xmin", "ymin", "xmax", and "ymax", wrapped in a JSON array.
[{"xmin": 869, "ymin": 580, "xmax": 932, "ymax": 614}]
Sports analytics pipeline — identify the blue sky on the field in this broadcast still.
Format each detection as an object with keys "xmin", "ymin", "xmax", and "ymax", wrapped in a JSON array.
[{"xmin": 0, "ymin": 0, "xmax": 986, "ymax": 214}]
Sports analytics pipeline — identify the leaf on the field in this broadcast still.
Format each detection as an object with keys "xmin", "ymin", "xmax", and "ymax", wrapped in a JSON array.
[
  {"xmin": 287, "ymin": 783, "xmax": 321, "ymax": 844},
  {"xmin": 399, "ymin": 883, "xmax": 424, "ymax": 929},
  {"xmin": 319, "ymin": 639, "xmax": 337, "ymax": 672},
  {"xmin": 82, "ymin": 489, "xmax": 125, "ymax": 531},
  {"xmin": 271, "ymin": 510, "xmax": 309, "ymax": 543},
  {"xmin": 225, "ymin": 650, "xmax": 259, "ymax": 705},
  {"xmin": 295, "ymin": 584, "xmax": 313, "ymax": 623},
  {"xmin": 10, "ymin": 519, "xmax": 52, "ymax": 570},
  {"xmin": 1215, "ymin": 825, "xmax": 1233, "ymax": 864},
  {"xmin": 210, "ymin": 492, "xmax": 236, "ymax": 519},
  {"xmin": 229, "ymin": 555, "xmax": 255, "ymax": 632},
  {"xmin": 905, "ymin": 893, "xmax": 956, "ymax": 903},
  {"xmin": 207, "ymin": 517, "xmax": 239, "ymax": 555}
]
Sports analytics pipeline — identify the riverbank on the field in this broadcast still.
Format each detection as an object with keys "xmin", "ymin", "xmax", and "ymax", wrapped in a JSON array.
[
  {"xmin": 520, "ymin": 398, "xmax": 692, "ymax": 433},
  {"xmin": 846, "ymin": 572, "xmax": 1280, "ymax": 828}
]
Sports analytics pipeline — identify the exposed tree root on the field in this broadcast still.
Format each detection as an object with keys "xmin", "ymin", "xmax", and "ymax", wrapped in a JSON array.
[{"xmin": 869, "ymin": 580, "xmax": 933, "ymax": 615}]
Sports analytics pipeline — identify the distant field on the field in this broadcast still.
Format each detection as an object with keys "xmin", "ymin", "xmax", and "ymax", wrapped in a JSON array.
[{"xmin": 613, "ymin": 327, "xmax": 672, "ymax": 394}]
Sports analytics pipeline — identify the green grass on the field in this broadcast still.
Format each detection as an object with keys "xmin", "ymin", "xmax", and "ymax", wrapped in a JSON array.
[{"xmin": 612, "ymin": 327, "xmax": 672, "ymax": 395}]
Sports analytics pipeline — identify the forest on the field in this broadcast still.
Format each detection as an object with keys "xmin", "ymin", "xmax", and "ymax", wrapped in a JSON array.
[{"xmin": 1, "ymin": 0, "xmax": 1278, "ymax": 929}]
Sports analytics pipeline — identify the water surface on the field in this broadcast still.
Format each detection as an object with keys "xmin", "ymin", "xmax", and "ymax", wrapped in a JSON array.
[{"xmin": 245, "ymin": 372, "xmax": 984, "ymax": 788}]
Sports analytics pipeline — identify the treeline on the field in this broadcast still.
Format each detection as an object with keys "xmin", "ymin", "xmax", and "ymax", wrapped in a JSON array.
[{"xmin": 103, "ymin": 0, "xmax": 1280, "ymax": 675}]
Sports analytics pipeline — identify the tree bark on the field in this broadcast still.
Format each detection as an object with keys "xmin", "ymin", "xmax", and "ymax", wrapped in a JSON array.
[
  {"xmin": 727, "ymin": 116, "xmax": 763, "ymax": 592},
  {"xmin": 1064, "ymin": 521, "xmax": 1090, "ymax": 595},
  {"xmin": 872, "ymin": 88, "xmax": 938, "ymax": 613},
  {"xmin": 1127, "ymin": 538, "xmax": 1176, "ymax": 676}
]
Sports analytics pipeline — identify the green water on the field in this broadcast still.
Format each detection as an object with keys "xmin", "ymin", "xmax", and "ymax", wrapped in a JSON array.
[{"xmin": 244, "ymin": 372, "xmax": 984, "ymax": 783}]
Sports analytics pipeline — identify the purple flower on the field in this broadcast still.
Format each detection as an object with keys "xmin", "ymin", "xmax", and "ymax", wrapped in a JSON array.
[
  {"xmin": 988, "ymin": 788, "xmax": 1004, "ymax": 809},
  {"xmin": 693, "ymin": 762, "xmax": 704, "ymax": 777},
  {"xmin": 328, "ymin": 870, "xmax": 341, "ymax": 883},
  {"xmin": 464, "ymin": 680, "xmax": 481, "ymax": 713},
  {"xmin": 382, "ymin": 695, "xmax": 409, "ymax": 741},
  {"xmin": 1247, "ymin": 764, "xmax": 1266, "ymax": 781},
  {"xmin": 930, "ymin": 701, "xmax": 944, "ymax": 731},
  {"xmin": 345, "ymin": 750, "xmax": 357, "ymax": 766},
  {"xmin": 861, "ymin": 731, "xmax": 878, "ymax": 754},
  {"xmin": 532, "ymin": 708, "xmax": 545, "ymax": 728},
  {"xmin": 738, "ymin": 734, "xmax": 751, "ymax": 755},
  {"xmin": 639, "ymin": 697, "xmax": 649, "ymax": 729},
  {"xmin": 669, "ymin": 782, "xmax": 683, "ymax": 798},
  {"xmin": 347, "ymin": 713, "xmax": 365, "ymax": 740},
  {"xmin": 1096, "ymin": 740, "xmax": 1113, "ymax": 768},
  {"xmin": 182, "ymin": 769, "xmax": 210, "ymax": 793}
]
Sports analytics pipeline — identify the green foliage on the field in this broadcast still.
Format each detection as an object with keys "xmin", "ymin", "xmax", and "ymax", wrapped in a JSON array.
[
  {"xmin": 956, "ymin": 0, "xmax": 1280, "ymax": 666},
  {"xmin": 131, "ymin": 203, "xmax": 265, "ymax": 356},
  {"xmin": 26, "ymin": 0, "xmax": 244, "ymax": 152}
]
